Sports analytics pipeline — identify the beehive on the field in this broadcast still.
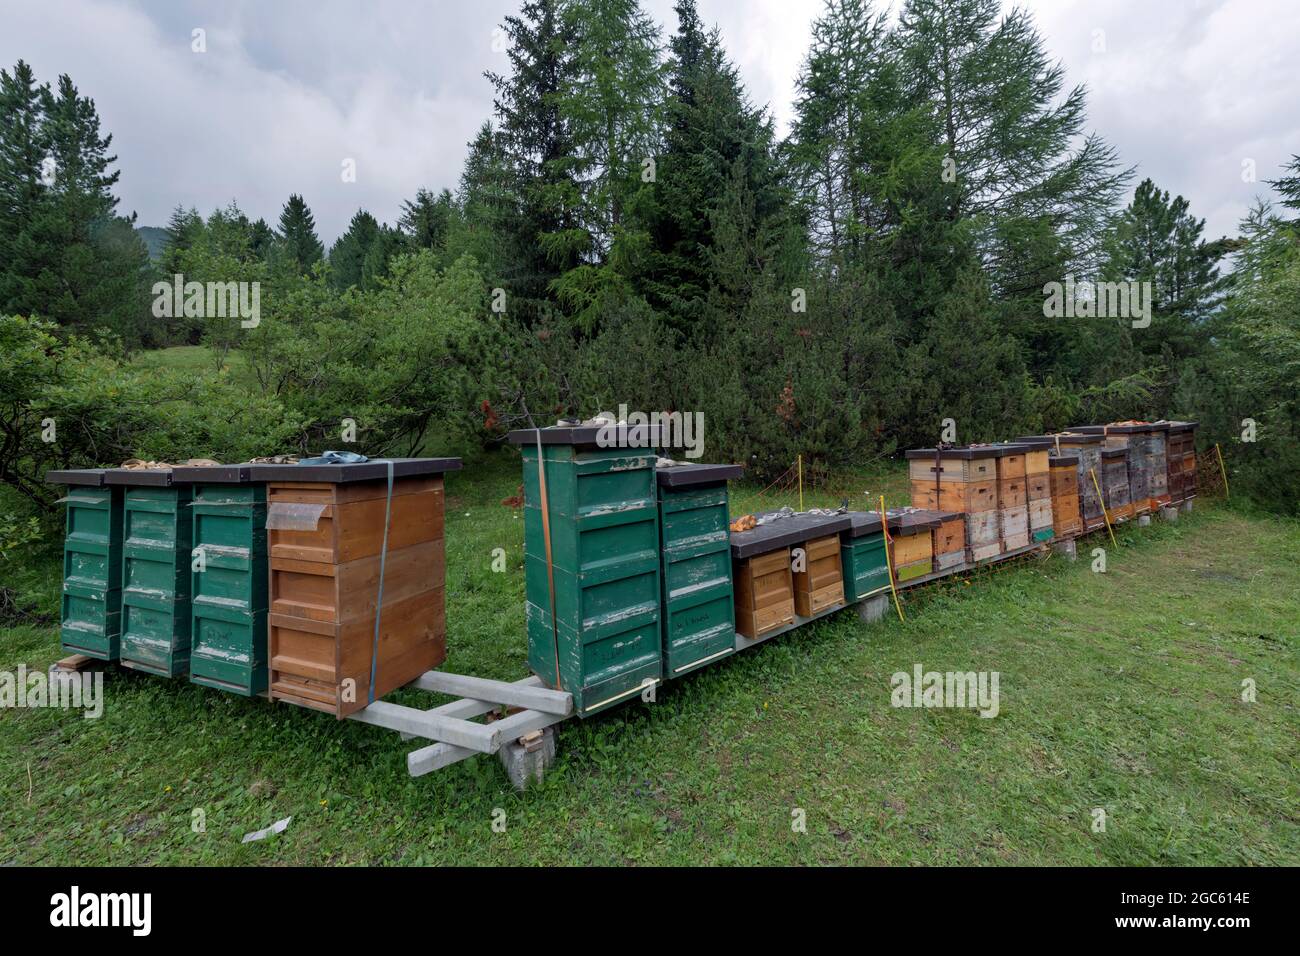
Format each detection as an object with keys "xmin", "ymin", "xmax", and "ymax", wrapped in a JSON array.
[
  {"xmin": 793, "ymin": 534, "xmax": 845, "ymax": 616},
  {"xmin": 171, "ymin": 463, "xmax": 269, "ymax": 696},
  {"xmin": 1100, "ymin": 448, "xmax": 1132, "ymax": 520},
  {"xmin": 104, "ymin": 469, "xmax": 193, "ymax": 678},
  {"xmin": 1018, "ymin": 433, "xmax": 1106, "ymax": 529},
  {"xmin": 906, "ymin": 445, "xmax": 1018, "ymax": 564},
  {"xmin": 884, "ymin": 509, "xmax": 940, "ymax": 582},
  {"xmin": 1048, "ymin": 454, "xmax": 1082, "ymax": 537},
  {"xmin": 1144, "ymin": 423, "xmax": 1171, "ymax": 509},
  {"xmin": 46, "ymin": 469, "xmax": 122, "ymax": 660},
  {"xmin": 261, "ymin": 457, "xmax": 461, "ymax": 717},
  {"xmin": 656, "ymin": 463, "xmax": 741, "ymax": 677},
  {"xmin": 1165, "ymin": 421, "xmax": 1198, "ymax": 503},
  {"xmin": 1070, "ymin": 424, "xmax": 1161, "ymax": 516},
  {"xmin": 840, "ymin": 512, "xmax": 890, "ymax": 602},
  {"xmin": 932, "ymin": 511, "xmax": 966, "ymax": 571},
  {"xmin": 731, "ymin": 511, "xmax": 852, "ymax": 635}
]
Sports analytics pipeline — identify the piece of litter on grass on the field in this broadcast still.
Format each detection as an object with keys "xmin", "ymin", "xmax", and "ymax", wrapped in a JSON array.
[{"xmin": 242, "ymin": 816, "xmax": 292, "ymax": 843}]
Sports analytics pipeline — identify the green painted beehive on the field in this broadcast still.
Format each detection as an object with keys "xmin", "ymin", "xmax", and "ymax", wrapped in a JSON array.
[
  {"xmin": 178, "ymin": 466, "xmax": 269, "ymax": 696},
  {"xmin": 511, "ymin": 424, "xmax": 663, "ymax": 717},
  {"xmin": 48, "ymin": 470, "xmax": 123, "ymax": 660},
  {"xmin": 840, "ymin": 511, "xmax": 890, "ymax": 602},
  {"xmin": 112, "ymin": 472, "xmax": 194, "ymax": 677},
  {"xmin": 655, "ymin": 463, "xmax": 741, "ymax": 678}
]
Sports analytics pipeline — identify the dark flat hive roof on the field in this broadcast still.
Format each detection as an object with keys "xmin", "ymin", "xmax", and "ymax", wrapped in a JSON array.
[
  {"xmin": 905, "ymin": 443, "xmax": 1030, "ymax": 460},
  {"xmin": 655, "ymin": 462, "xmax": 743, "ymax": 488},
  {"xmin": 507, "ymin": 424, "xmax": 662, "ymax": 449},
  {"xmin": 731, "ymin": 510, "xmax": 854, "ymax": 559},
  {"xmin": 1069, "ymin": 422, "xmax": 1169, "ymax": 434},
  {"xmin": 843, "ymin": 511, "xmax": 884, "ymax": 538},
  {"xmin": 103, "ymin": 468, "xmax": 174, "ymax": 486},
  {"xmin": 886, "ymin": 509, "xmax": 944, "ymax": 534},
  {"xmin": 45, "ymin": 468, "xmax": 109, "ymax": 487}
]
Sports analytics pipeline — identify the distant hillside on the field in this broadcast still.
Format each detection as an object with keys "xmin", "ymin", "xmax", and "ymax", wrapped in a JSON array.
[{"xmin": 135, "ymin": 226, "xmax": 167, "ymax": 262}]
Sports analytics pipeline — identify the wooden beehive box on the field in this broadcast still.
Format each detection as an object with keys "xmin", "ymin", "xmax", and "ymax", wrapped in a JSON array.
[
  {"xmin": 1024, "ymin": 449, "xmax": 1050, "ymax": 474},
  {"xmin": 909, "ymin": 479, "xmax": 997, "ymax": 513},
  {"xmin": 733, "ymin": 549, "xmax": 794, "ymax": 639},
  {"xmin": 1028, "ymin": 498, "xmax": 1053, "ymax": 529},
  {"xmin": 885, "ymin": 510, "xmax": 939, "ymax": 582},
  {"xmin": 932, "ymin": 513, "xmax": 966, "ymax": 570},
  {"xmin": 1026, "ymin": 473, "xmax": 1051, "ymax": 500},
  {"xmin": 998, "ymin": 476, "xmax": 1027, "ymax": 508},
  {"xmin": 995, "ymin": 448, "xmax": 1028, "ymax": 479},
  {"xmin": 258, "ymin": 458, "xmax": 460, "ymax": 717},
  {"xmin": 731, "ymin": 511, "xmax": 850, "ymax": 636},
  {"xmin": 792, "ymin": 534, "xmax": 844, "ymax": 617}
]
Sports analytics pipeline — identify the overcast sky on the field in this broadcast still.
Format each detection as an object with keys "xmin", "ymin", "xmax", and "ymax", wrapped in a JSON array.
[{"xmin": 4, "ymin": 0, "xmax": 1297, "ymax": 244}]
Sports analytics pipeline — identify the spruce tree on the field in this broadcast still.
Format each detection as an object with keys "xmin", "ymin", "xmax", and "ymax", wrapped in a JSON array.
[
  {"xmin": 485, "ymin": 0, "xmax": 583, "ymax": 316},
  {"xmin": 635, "ymin": 0, "xmax": 790, "ymax": 339},
  {"xmin": 399, "ymin": 187, "xmax": 455, "ymax": 252},
  {"xmin": 276, "ymin": 193, "xmax": 324, "ymax": 274},
  {"xmin": 329, "ymin": 209, "xmax": 381, "ymax": 290}
]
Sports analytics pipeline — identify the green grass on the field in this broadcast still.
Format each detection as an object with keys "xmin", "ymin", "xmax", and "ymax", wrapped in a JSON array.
[
  {"xmin": 131, "ymin": 344, "xmax": 253, "ymax": 383},
  {"xmin": 1, "ymin": 452, "xmax": 1296, "ymax": 865}
]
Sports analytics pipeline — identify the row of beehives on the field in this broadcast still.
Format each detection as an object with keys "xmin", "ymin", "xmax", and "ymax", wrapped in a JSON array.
[
  {"xmin": 506, "ymin": 420, "xmax": 1199, "ymax": 718},
  {"xmin": 45, "ymin": 420, "xmax": 1197, "ymax": 726},
  {"xmin": 46, "ymin": 458, "xmax": 462, "ymax": 718}
]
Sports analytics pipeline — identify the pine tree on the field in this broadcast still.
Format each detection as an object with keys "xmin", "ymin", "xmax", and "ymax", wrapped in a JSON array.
[
  {"xmin": 895, "ymin": 0, "xmax": 1129, "ymax": 280},
  {"xmin": 0, "ymin": 61, "xmax": 148, "ymax": 343},
  {"xmin": 1267, "ymin": 154, "xmax": 1300, "ymax": 218},
  {"xmin": 39, "ymin": 74, "xmax": 119, "ymax": 217},
  {"xmin": 0, "ymin": 60, "xmax": 50, "ymax": 310},
  {"xmin": 276, "ymin": 194, "xmax": 324, "ymax": 274},
  {"xmin": 787, "ymin": 0, "xmax": 891, "ymax": 263},
  {"xmin": 452, "ymin": 122, "xmax": 519, "ymax": 283},
  {"xmin": 329, "ymin": 209, "xmax": 381, "ymax": 290},
  {"xmin": 1104, "ymin": 179, "xmax": 1225, "ymax": 364},
  {"xmin": 558, "ymin": 0, "xmax": 666, "ymax": 255},
  {"xmin": 486, "ymin": 0, "xmax": 583, "ymax": 315},
  {"xmin": 634, "ymin": 0, "xmax": 791, "ymax": 339},
  {"xmin": 399, "ymin": 187, "xmax": 455, "ymax": 252}
]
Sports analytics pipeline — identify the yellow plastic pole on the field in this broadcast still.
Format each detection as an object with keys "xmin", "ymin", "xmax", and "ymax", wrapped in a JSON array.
[
  {"xmin": 1215, "ymin": 443, "xmax": 1229, "ymax": 499},
  {"xmin": 879, "ymin": 494, "xmax": 906, "ymax": 623},
  {"xmin": 798, "ymin": 454, "xmax": 804, "ymax": 511},
  {"xmin": 1089, "ymin": 467, "xmax": 1118, "ymax": 549}
]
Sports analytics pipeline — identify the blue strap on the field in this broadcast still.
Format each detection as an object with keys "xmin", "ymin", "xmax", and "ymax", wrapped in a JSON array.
[
  {"xmin": 367, "ymin": 459, "xmax": 394, "ymax": 704},
  {"xmin": 298, "ymin": 450, "xmax": 369, "ymax": 465}
]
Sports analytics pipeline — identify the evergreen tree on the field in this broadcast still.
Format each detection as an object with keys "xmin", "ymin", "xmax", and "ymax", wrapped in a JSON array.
[
  {"xmin": 160, "ymin": 205, "xmax": 203, "ymax": 276},
  {"xmin": 0, "ymin": 60, "xmax": 50, "ymax": 313},
  {"xmin": 1103, "ymin": 179, "xmax": 1225, "ymax": 367},
  {"xmin": 635, "ymin": 0, "xmax": 791, "ymax": 339},
  {"xmin": 894, "ymin": 0, "xmax": 1128, "ymax": 282},
  {"xmin": 787, "ymin": 0, "xmax": 891, "ymax": 263},
  {"xmin": 1267, "ymin": 154, "xmax": 1300, "ymax": 221},
  {"xmin": 399, "ymin": 187, "xmax": 455, "ymax": 252},
  {"xmin": 559, "ymin": 0, "xmax": 665, "ymax": 255},
  {"xmin": 276, "ymin": 193, "xmax": 324, "ymax": 274},
  {"xmin": 329, "ymin": 209, "xmax": 381, "ymax": 290},
  {"xmin": 486, "ymin": 0, "xmax": 583, "ymax": 316},
  {"xmin": 0, "ymin": 61, "xmax": 148, "ymax": 343},
  {"xmin": 452, "ymin": 122, "xmax": 519, "ymax": 282}
]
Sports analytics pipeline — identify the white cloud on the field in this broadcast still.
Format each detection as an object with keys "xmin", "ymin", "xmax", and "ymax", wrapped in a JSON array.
[{"xmin": 2, "ymin": 0, "xmax": 1296, "ymax": 243}]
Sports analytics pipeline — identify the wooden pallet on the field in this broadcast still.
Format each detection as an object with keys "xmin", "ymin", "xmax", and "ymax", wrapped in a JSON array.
[{"xmin": 347, "ymin": 671, "xmax": 573, "ymax": 777}]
